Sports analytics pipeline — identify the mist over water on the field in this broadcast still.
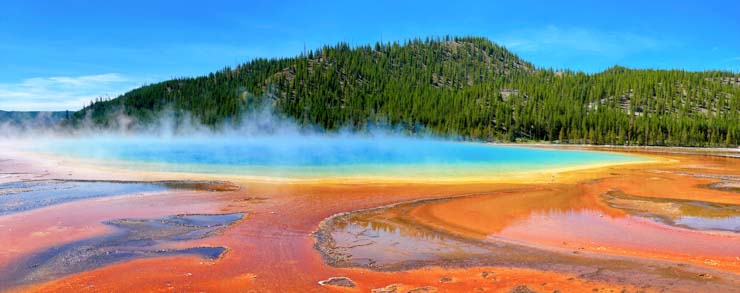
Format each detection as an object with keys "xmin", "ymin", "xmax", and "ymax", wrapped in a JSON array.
[
  {"xmin": 3, "ymin": 107, "xmax": 643, "ymax": 180},
  {"xmin": 23, "ymin": 135, "xmax": 640, "ymax": 179}
]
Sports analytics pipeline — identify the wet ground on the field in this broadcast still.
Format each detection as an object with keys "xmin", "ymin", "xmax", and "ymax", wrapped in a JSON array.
[
  {"xmin": 314, "ymin": 189, "xmax": 739, "ymax": 292},
  {"xmin": 1, "ymin": 212, "xmax": 244, "ymax": 286},
  {"xmin": 0, "ymin": 147, "xmax": 739, "ymax": 292},
  {"xmin": 313, "ymin": 151, "xmax": 740, "ymax": 292},
  {"xmin": 0, "ymin": 180, "xmax": 168, "ymax": 215},
  {"xmin": 603, "ymin": 190, "xmax": 739, "ymax": 232},
  {"xmin": 0, "ymin": 179, "xmax": 240, "ymax": 215},
  {"xmin": 0, "ymin": 175, "xmax": 249, "ymax": 292}
]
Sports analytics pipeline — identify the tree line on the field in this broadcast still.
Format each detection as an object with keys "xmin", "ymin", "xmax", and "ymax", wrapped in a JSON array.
[{"xmin": 68, "ymin": 36, "xmax": 740, "ymax": 147}]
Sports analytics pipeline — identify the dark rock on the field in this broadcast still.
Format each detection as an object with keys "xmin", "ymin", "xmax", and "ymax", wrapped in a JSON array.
[
  {"xmin": 408, "ymin": 286, "xmax": 437, "ymax": 293},
  {"xmin": 372, "ymin": 284, "xmax": 402, "ymax": 293},
  {"xmin": 481, "ymin": 271, "xmax": 495, "ymax": 279},
  {"xmin": 508, "ymin": 285, "xmax": 538, "ymax": 293},
  {"xmin": 318, "ymin": 276, "xmax": 356, "ymax": 288}
]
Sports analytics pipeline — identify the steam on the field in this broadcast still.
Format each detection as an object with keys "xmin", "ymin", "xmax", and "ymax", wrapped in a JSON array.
[
  {"xmin": 0, "ymin": 104, "xmax": 463, "ymax": 179},
  {"xmin": 0, "ymin": 103, "xmax": 451, "ymax": 171},
  {"xmin": 1, "ymin": 103, "xmax": 432, "ymax": 140},
  {"xmin": 0, "ymin": 105, "xmax": 642, "ymax": 180}
]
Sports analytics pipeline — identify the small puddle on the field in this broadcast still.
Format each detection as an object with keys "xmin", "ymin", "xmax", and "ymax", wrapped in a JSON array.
[{"xmin": 0, "ymin": 212, "xmax": 245, "ymax": 286}]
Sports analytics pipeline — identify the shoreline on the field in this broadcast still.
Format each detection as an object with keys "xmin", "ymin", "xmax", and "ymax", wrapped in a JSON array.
[
  {"xmin": 1, "ymin": 143, "xmax": 666, "ymax": 185},
  {"xmin": 2, "ymin": 143, "xmax": 738, "ymax": 292},
  {"xmin": 309, "ymin": 150, "xmax": 740, "ymax": 292},
  {"xmin": 497, "ymin": 142, "xmax": 740, "ymax": 157},
  {"xmin": 312, "ymin": 189, "xmax": 740, "ymax": 279}
]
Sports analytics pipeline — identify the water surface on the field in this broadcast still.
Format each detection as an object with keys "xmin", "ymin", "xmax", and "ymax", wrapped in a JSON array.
[
  {"xmin": 0, "ymin": 180, "xmax": 167, "ymax": 215},
  {"xmin": 1, "ymin": 213, "xmax": 244, "ymax": 286},
  {"xmin": 30, "ymin": 136, "xmax": 643, "ymax": 179}
]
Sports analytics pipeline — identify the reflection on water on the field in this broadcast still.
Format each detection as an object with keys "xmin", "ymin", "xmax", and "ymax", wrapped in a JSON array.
[
  {"xmin": 330, "ymin": 216, "xmax": 489, "ymax": 266},
  {"xmin": 0, "ymin": 180, "xmax": 232, "ymax": 215},
  {"xmin": 0, "ymin": 180, "xmax": 168, "ymax": 215},
  {"xmin": 675, "ymin": 216, "xmax": 740, "ymax": 232},
  {"xmin": 319, "ymin": 187, "xmax": 740, "ymax": 272},
  {"xmin": 0, "ymin": 213, "xmax": 244, "ymax": 286},
  {"xmin": 315, "ymin": 190, "xmax": 740, "ymax": 292},
  {"xmin": 495, "ymin": 208, "xmax": 740, "ymax": 258},
  {"xmin": 320, "ymin": 188, "xmax": 616, "ymax": 268},
  {"xmin": 602, "ymin": 190, "xmax": 740, "ymax": 233}
]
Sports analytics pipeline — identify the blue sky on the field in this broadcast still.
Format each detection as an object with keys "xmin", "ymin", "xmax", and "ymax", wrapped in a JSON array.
[{"xmin": 1, "ymin": 0, "xmax": 739, "ymax": 111}]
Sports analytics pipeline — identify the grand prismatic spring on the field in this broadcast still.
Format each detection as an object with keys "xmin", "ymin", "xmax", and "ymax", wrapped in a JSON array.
[
  {"xmin": 4, "ymin": 1, "xmax": 740, "ymax": 292},
  {"xmin": 0, "ymin": 136, "xmax": 738, "ymax": 292}
]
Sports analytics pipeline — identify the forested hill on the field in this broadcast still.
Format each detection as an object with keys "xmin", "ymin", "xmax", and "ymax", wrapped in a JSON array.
[{"xmin": 67, "ymin": 36, "xmax": 740, "ymax": 147}]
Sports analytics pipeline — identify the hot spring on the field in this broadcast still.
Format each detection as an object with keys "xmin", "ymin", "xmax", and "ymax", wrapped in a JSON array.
[{"xmin": 26, "ymin": 135, "xmax": 645, "ymax": 180}]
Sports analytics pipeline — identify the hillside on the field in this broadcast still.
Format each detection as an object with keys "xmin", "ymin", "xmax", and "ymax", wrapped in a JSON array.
[{"xmin": 67, "ymin": 36, "xmax": 740, "ymax": 147}]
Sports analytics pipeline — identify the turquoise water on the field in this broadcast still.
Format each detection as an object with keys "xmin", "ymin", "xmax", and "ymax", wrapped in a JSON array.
[{"xmin": 33, "ymin": 136, "xmax": 644, "ymax": 179}]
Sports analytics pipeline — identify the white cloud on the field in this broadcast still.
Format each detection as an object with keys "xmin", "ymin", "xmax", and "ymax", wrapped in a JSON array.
[
  {"xmin": 0, "ymin": 73, "xmax": 140, "ymax": 111},
  {"xmin": 498, "ymin": 25, "xmax": 678, "ymax": 58}
]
